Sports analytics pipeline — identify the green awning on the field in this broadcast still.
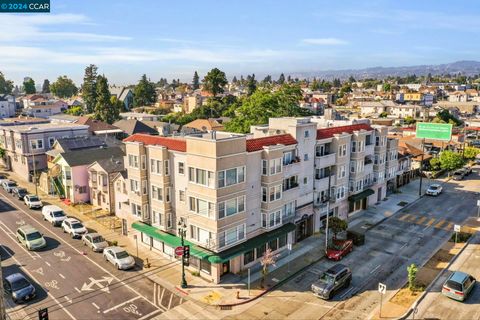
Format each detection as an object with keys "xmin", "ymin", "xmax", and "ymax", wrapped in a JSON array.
[
  {"xmin": 132, "ymin": 222, "xmax": 212, "ymax": 260},
  {"xmin": 348, "ymin": 188, "xmax": 374, "ymax": 202},
  {"xmin": 207, "ymin": 223, "xmax": 296, "ymax": 264}
]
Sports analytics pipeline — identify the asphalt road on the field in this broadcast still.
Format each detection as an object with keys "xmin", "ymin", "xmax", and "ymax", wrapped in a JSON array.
[
  {"xmin": 0, "ymin": 188, "xmax": 184, "ymax": 320},
  {"xmin": 224, "ymin": 169, "xmax": 480, "ymax": 320},
  {"xmin": 414, "ymin": 232, "xmax": 480, "ymax": 320}
]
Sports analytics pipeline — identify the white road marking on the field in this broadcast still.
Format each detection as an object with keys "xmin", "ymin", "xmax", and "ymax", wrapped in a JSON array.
[
  {"xmin": 0, "ymin": 193, "xmax": 161, "ymax": 312},
  {"xmin": 59, "ymin": 273, "xmax": 66, "ymax": 279},
  {"xmin": 65, "ymin": 296, "xmax": 73, "ymax": 304},
  {"xmin": 103, "ymin": 296, "xmax": 142, "ymax": 314},
  {"xmin": 138, "ymin": 309, "xmax": 164, "ymax": 320},
  {"xmin": 74, "ymin": 287, "xmax": 81, "ymax": 293},
  {"xmin": 153, "ymin": 283, "xmax": 156, "ymax": 305},
  {"xmin": 159, "ymin": 287, "xmax": 165, "ymax": 307},
  {"xmin": 168, "ymin": 292, "xmax": 173, "ymax": 309},
  {"xmin": 32, "ymin": 267, "xmax": 44, "ymax": 276},
  {"xmin": 370, "ymin": 264, "xmax": 381, "ymax": 274},
  {"xmin": 399, "ymin": 243, "xmax": 408, "ymax": 250},
  {"xmin": 423, "ymin": 225, "xmax": 432, "ymax": 231},
  {"xmin": 81, "ymin": 276, "xmax": 113, "ymax": 293},
  {"xmin": 91, "ymin": 302, "xmax": 100, "ymax": 309},
  {"xmin": 0, "ymin": 245, "xmax": 77, "ymax": 320},
  {"xmin": 45, "ymin": 261, "xmax": 51, "ymax": 267}
]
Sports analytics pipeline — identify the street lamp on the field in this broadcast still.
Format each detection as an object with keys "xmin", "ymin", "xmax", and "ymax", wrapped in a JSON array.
[{"xmin": 178, "ymin": 219, "xmax": 188, "ymax": 288}]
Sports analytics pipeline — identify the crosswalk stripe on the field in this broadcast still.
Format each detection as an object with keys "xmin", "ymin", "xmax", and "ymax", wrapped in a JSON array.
[
  {"xmin": 416, "ymin": 216, "xmax": 428, "ymax": 225},
  {"xmin": 443, "ymin": 222, "xmax": 454, "ymax": 231},
  {"xmin": 426, "ymin": 218, "xmax": 436, "ymax": 226},
  {"xmin": 406, "ymin": 215, "xmax": 420, "ymax": 223},
  {"xmin": 434, "ymin": 220, "xmax": 447, "ymax": 229},
  {"xmin": 398, "ymin": 213, "xmax": 412, "ymax": 221}
]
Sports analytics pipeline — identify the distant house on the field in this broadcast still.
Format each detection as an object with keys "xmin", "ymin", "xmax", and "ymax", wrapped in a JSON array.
[
  {"xmin": 23, "ymin": 100, "xmax": 68, "ymax": 118},
  {"xmin": 48, "ymin": 114, "xmax": 80, "ymax": 124},
  {"xmin": 140, "ymin": 120, "xmax": 179, "ymax": 136},
  {"xmin": 88, "ymin": 156, "xmax": 125, "ymax": 213},
  {"xmin": 0, "ymin": 95, "xmax": 17, "ymax": 118},
  {"xmin": 110, "ymin": 86, "xmax": 134, "ymax": 111},
  {"xmin": 182, "ymin": 118, "xmax": 225, "ymax": 132},
  {"xmin": 76, "ymin": 116, "xmax": 123, "ymax": 137},
  {"xmin": 119, "ymin": 112, "xmax": 160, "ymax": 122},
  {"xmin": 113, "ymin": 119, "xmax": 158, "ymax": 137}
]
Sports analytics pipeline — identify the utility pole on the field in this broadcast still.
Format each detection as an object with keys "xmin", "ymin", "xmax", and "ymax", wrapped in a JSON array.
[
  {"xmin": 324, "ymin": 166, "xmax": 332, "ymax": 253},
  {"xmin": 178, "ymin": 219, "xmax": 187, "ymax": 288},
  {"xmin": 418, "ymin": 138, "xmax": 425, "ymax": 196}
]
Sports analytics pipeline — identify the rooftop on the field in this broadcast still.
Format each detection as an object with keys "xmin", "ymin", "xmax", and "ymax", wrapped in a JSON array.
[
  {"xmin": 316, "ymin": 123, "xmax": 373, "ymax": 140},
  {"xmin": 246, "ymin": 134, "xmax": 297, "ymax": 152},
  {"xmin": 3, "ymin": 122, "xmax": 89, "ymax": 133},
  {"xmin": 123, "ymin": 134, "xmax": 186, "ymax": 152}
]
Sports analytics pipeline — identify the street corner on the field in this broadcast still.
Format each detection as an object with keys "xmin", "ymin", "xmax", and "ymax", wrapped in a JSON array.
[{"xmin": 201, "ymin": 290, "xmax": 222, "ymax": 304}]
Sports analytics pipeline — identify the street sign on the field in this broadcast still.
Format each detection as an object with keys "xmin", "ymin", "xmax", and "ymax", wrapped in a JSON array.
[
  {"xmin": 175, "ymin": 246, "xmax": 184, "ymax": 256},
  {"xmin": 416, "ymin": 122, "xmax": 452, "ymax": 141},
  {"xmin": 378, "ymin": 282, "xmax": 387, "ymax": 295},
  {"xmin": 454, "ymin": 224, "xmax": 461, "ymax": 232}
]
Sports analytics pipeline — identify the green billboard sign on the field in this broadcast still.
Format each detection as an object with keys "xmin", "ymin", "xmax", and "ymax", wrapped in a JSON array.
[{"xmin": 416, "ymin": 122, "xmax": 452, "ymax": 141}]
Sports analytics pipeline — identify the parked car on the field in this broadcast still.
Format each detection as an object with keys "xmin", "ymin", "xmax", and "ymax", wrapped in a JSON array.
[
  {"xmin": 426, "ymin": 184, "xmax": 443, "ymax": 196},
  {"xmin": 452, "ymin": 170, "xmax": 465, "ymax": 181},
  {"xmin": 12, "ymin": 187, "xmax": 28, "ymax": 200},
  {"xmin": 16, "ymin": 225, "xmax": 46, "ymax": 251},
  {"xmin": 24, "ymin": 195, "xmax": 43, "ymax": 209},
  {"xmin": 2, "ymin": 180, "xmax": 17, "ymax": 193},
  {"xmin": 42, "ymin": 205, "xmax": 67, "ymax": 226},
  {"xmin": 442, "ymin": 271, "xmax": 476, "ymax": 302},
  {"xmin": 3, "ymin": 273, "xmax": 36, "ymax": 303},
  {"xmin": 476, "ymin": 158, "xmax": 480, "ymax": 165},
  {"xmin": 82, "ymin": 233, "xmax": 108, "ymax": 252},
  {"xmin": 326, "ymin": 239, "xmax": 353, "ymax": 261},
  {"xmin": 0, "ymin": 175, "xmax": 9, "ymax": 185},
  {"xmin": 103, "ymin": 246, "xmax": 135, "ymax": 270},
  {"xmin": 311, "ymin": 264, "xmax": 352, "ymax": 300},
  {"xmin": 463, "ymin": 166, "xmax": 472, "ymax": 175},
  {"xmin": 61, "ymin": 218, "xmax": 87, "ymax": 239}
]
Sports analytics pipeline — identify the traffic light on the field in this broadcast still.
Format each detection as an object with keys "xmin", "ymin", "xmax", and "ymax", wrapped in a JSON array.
[
  {"xmin": 183, "ymin": 245, "xmax": 190, "ymax": 259},
  {"xmin": 38, "ymin": 308, "xmax": 49, "ymax": 320}
]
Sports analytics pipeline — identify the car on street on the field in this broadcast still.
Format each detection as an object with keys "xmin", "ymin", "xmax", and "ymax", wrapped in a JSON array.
[
  {"xmin": 463, "ymin": 166, "xmax": 472, "ymax": 175},
  {"xmin": 42, "ymin": 205, "xmax": 67, "ymax": 226},
  {"xmin": 3, "ymin": 273, "xmax": 36, "ymax": 304},
  {"xmin": 12, "ymin": 187, "xmax": 28, "ymax": 200},
  {"xmin": 16, "ymin": 225, "xmax": 47, "ymax": 251},
  {"xmin": 0, "ymin": 175, "xmax": 9, "ymax": 185},
  {"xmin": 61, "ymin": 218, "xmax": 87, "ymax": 238},
  {"xmin": 311, "ymin": 264, "xmax": 352, "ymax": 300},
  {"xmin": 82, "ymin": 233, "xmax": 108, "ymax": 252},
  {"xmin": 426, "ymin": 184, "xmax": 443, "ymax": 196},
  {"xmin": 24, "ymin": 195, "xmax": 43, "ymax": 209},
  {"xmin": 103, "ymin": 246, "xmax": 136, "ymax": 270},
  {"xmin": 326, "ymin": 239, "xmax": 353, "ymax": 261},
  {"xmin": 2, "ymin": 180, "xmax": 18, "ymax": 193},
  {"xmin": 442, "ymin": 271, "xmax": 476, "ymax": 302},
  {"xmin": 452, "ymin": 170, "xmax": 465, "ymax": 180}
]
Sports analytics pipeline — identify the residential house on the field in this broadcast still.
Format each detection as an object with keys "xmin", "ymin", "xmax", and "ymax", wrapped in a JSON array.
[
  {"xmin": 113, "ymin": 119, "xmax": 158, "ymax": 138},
  {"xmin": 110, "ymin": 86, "xmax": 134, "ymax": 110},
  {"xmin": 76, "ymin": 116, "xmax": 123, "ymax": 137},
  {"xmin": 182, "ymin": 119, "xmax": 225, "ymax": 132},
  {"xmin": 120, "ymin": 112, "xmax": 160, "ymax": 122},
  {"xmin": 0, "ymin": 95, "xmax": 17, "ymax": 118},
  {"xmin": 23, "ymin": 100, "xmax": 68, "ymax": 118},
  {"xmin": 88, "ymin": 156, "xmax": 125, "ymax": 213}
]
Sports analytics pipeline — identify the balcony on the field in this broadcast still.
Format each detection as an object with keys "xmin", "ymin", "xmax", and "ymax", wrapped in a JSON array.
[
  {"xmin": 314, "ymin": 174, "xmax": 336, "ymax": 190},
  {"xmin": 315, "ymin": 153, "xmax": 336, "ymax": 168},
  {"xmin": 283, "ymin": 181, "xmax": 299, "ymax": 192},
  {"xmin": 283, "ymin": 159, "xmax": 301, "ymax": 177}
]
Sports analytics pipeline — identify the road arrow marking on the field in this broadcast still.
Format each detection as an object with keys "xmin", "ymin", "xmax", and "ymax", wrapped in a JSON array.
[
  {"xmin": 65, "ymin": 296, "xmax": 72, "ymax": 304},
  {"xmin": 81, "ymin": 276, "xmax": 114, "ymax": 293},
  {"xmin": 32, "ymin": 267, "xmax": 44, "ymax": 276}
]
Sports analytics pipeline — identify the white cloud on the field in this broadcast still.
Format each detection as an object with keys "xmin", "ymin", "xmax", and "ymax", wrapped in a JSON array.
[{"xmin": 301, "ymin": 38, "xmax": 348, "ymax": 45}]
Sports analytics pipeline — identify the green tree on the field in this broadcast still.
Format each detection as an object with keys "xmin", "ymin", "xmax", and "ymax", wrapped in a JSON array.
[
  {"xmin": 246, "ymin": 74, "xmax": 257, "ymax": 96},
  {"xmin": 0, "ymin": 147, "xmax": 5, "ymax": 160},
  {"xmin": 434, "ymin": 109, "xmax": 462, "ymax": 126},
  {"xmin": 82, "ymin": 64, "xmax": 98, "ymax": 113},
  {"xmin": 50, "ymin": 76, "xmax": 78, "ymax": 98},
  {"xmin": 348, "ymin": 75, "xmax": 356, "ymax": 83},
  {"xmin": 0, "ymin": 72, "xmax": 14, "ymax": 94},
  {"xmin": 429, "ymin": 157, "xmax": 441, "ymax": 171},
  {"xmin": 277, "ymin": 73, "xmax": 285, "ymax": 84},
  {"xmin": 439, "ymin": 150, "xmax": 464, "ymax": 172},
  {"xmin": 41, "ymin": 79, "xmax": 50, "ymax": 93},
  {"xmin": 202, "ymin": 68, "xmax": 227, "ymax": 97},
  {"xmin": 328, "ymin": 217, "xmax": 348, "ymax": 240},
  {"xmin": 65, "ymin": 106, "xmax": 83, "ymax": 116},
  {"xmin": 404, "ymin": 116, "xmax": 416, "ymax": 125},
  {"xmin": 464, "ymin": 147, "xmax": 480, "ymax": 159},
  {"xmin": 407, "ymin": 263, "xmax": 418, "ymax": 292},
  {"xmin": 133, "ymin": 74, "xmax": 156, "ymax": 106},
  {"xmin": 94, "ymin": 75, "xmax": 119, "ymax": 124},
  {"xmin": 383, "ymin": 83, "xmax": 391, "ymax": 92},
  {"xmin": 379, "ymin": 111, "xmax": 389, "ymax": 118},
  {"xmin": 192, "ymin": 71, "xmax": 200, "ymax": 90},
  {"xmin": 333, "ymin": 78, "xmax": 341, "ymax": 87},
  {"xmin": 23, "ymin": 78, "xmax": 36, "ymax": 94}
]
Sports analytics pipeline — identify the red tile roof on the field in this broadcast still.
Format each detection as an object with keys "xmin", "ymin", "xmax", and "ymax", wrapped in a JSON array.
[
  {"xmin": 316, "ymin": 124, "xmax": 373, "ymax": 140},
  {"xmin": 246, "ymin": 134, "xmax": 297, "ymax": 152},
  {"xmin": 123, "ymin": 134, "xmax": 186, "ymax": 152}
]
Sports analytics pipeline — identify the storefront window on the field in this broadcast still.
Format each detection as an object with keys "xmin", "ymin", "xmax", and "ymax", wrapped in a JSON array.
[
  {"xmin": 268, "ymin": 239, "xmax": 278, "ymax": 251},
  {"xmin": 256, "ymin": 244, "xmax": 266, "ymax": 259},
  {"xmin": 244, "ymin": 249, "xmax": 255, "ymax": 265},
  {"xmin": 200, "ymin": 259, "xmax": 211, "ymax": 275},
  {"xmin": 278, "ymin": 234, "xmax": 287, "ymax": 248}
]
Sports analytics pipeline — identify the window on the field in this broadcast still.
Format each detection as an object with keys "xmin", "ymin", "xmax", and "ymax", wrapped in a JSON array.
[
  {"xmin": 263, "ymin": 210, "xmax": 282, "ymax": 229},
  {"xmin": 269, "ymin": 185, "xmax": 282, "ymax": 202},
  {"xmin": 166, "ymin": 187, "xmax": 171, "ymax": 202},
  {"xmin": 30, "ymin": 139, "xmax": 44, "ymax": 150},
  {"xmin": 261, "ymin": 187, "xmax": 267, "ymax": 202},
  {"xmin": 179, "ymin": 190, "xmax": 185, "ymax": 202},
  {"xmin": 188, "ymin": 167, "xmax": 214, "ymax": 187},
  {"xmin": 219, "ymin": 224, "xmax": 246, "ymax": 248},
  {"xmin": 47, "ymin": 137, "xmax": 55, "ymax": 148},
  {"xmin": 350, "ymin": 161, "xmax": 356, "ymax": 173},
  {"xmin": 351, "ymin": 141, "xmax": 357, "ymax": 153},
  {"xmin": 164, "ymin": 160, "xmax": 170, "ymax": 176},
  {"xmin": 218, "ymin": 167, "xmax": 245, "ymax": 187},
  {"xmin": 244, "ymin": 249, "xmax": 255, "ymax": 265},
  {"xmin": 130, "ymin": 179, "xmax": 139, "ymax": 193},
  {"xmin": 283, "ymin": 151, "xmax": 294, "ymax": 165},
  {"xmin": 268, "ymin": 239, "xmax": 278, "ymax": 251},
  {"xmin": 150, "ymin": 159, "xmax": 162, "ymax": 175},
  {"xmin": 141, "ymin": 155, "xmax": 146, "ymax": 170},
  {"xmin": 375, "ymin": 136, "xmax": 380, "ymax": 146},
  {"xmin": 167, "ymin": 213, "xmax": 172, "ymax": 228},
  {"xmin": 78, "ymin": 186, "xmax": 87, "ymax": 194},
  {"xmin": 283, "ymin": 201, "xmax": 295, "ymax": 219},
  {"xmin": 131, "ymin": 203, "xmax": 142, "ymax": 217},
  {"xmin": 336, "ymin": 186, "xmax": 346, "ymax": 200},
  {"xmin": 218, "ymin": 196, "xmax": 245, "ymax": 219},
  {"xmin": 128, "ymin": 155, "xmax": 139, "ymax": 168},
  {"xmin": 269, "ymin": 158, "xmax": 282, "ymax": 175},
  {"xmin": 151, "ymin": 185, "xmax": 163, "ymax": 201},
  {"xmin": 304, "ymin": 153, "xmax": 309, "ymax": 161},
  {"xmin": 189, "ymin": 197, "xmax": 214, "ymax": 217},
  {"xmin": 152, "ymin": 210, "xmax": 162, "ymax": 226},
  {"xmin": 304, "ymin": 130, "xmax": 310, "ymax": 138},
  {"xmin": 142, "ymin": 181, "xmax": 147, "ymax": 195},
  {"xmin": 178, "ymin": 162, "xmax": 185, "ymax": 175},
  {"xmin": 303, "ymin": 177, "xmax": 307, "ymax": 185},
  {"xmin": 262, "ymin": 160, "xmax": 268, "ymax": 175},
  {"xmin": 337, "ymin": 165, "xmax": 346, "ymax": 178},
  {"xmin": 338, "ymin": 144, "xmax": 347, "ymax": 157}
]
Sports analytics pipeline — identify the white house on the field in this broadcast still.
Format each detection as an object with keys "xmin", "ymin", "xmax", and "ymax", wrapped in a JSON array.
[{"xmin": 0, "ymin": 95, "xmax": 17, "ymax": 118}]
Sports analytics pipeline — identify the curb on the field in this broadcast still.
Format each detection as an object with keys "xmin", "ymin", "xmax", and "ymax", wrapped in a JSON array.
[{"xmin": 396, "ymin": 232, "xmax": 475, "ymax": 320}]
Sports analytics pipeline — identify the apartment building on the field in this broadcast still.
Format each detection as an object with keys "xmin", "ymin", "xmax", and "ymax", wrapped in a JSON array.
[{"xmin": 0, "ymin": 123, "xmax": 90, "ymax": 181}]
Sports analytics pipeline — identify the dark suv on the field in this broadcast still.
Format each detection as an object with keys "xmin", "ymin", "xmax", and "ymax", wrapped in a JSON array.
[{"xmin": 311, "ymin": 264, "xmax": 352, "ymax": 300}]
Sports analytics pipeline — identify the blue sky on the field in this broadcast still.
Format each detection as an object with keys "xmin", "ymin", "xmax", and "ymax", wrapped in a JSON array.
[{"xmin": 2, "ymin": 0, "xmax": 479, "ymax": 86}]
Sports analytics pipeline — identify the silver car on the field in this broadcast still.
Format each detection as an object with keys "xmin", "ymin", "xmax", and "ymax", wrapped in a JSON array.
[
  {"xmin": 103, "ymin": 246, "xmax": 135, "ymax": 270},
  {"xmin": 82, "ymin": 233, "xmax": 108, "ymax": 252},
  {"xmin": 2, "ymin": 180, "xmax": 17, "ymax": 193},
  {"xmin": 311, "ymin": 264, "xmax": 352, "ymax": 300}
]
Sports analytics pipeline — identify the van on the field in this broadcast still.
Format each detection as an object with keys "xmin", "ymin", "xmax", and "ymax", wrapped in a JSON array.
[
  {"xmin": 442, "ymin": 271, "xmax": 476, "ymax": 301},
  {"xmin": 16, "ymin": 225, "xmax": 46, "ymax": 251},
  {"xmin": 42, "ymin": 205, "xmax": 67, "ymax": 226}
]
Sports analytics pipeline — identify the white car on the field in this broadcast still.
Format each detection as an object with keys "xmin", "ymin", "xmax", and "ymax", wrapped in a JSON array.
[
  {"xmin": 42, "ymin": 205, "xmax": 67, "ymax": 226},
  {"xmin": 24, "ymin": 195, "xmax": 43, "ymax": 209},
  {"xmin": 103, "ymin": 246, "xmax": 135, "ymax": 270},
  {"xmin": 82, "ymin": 233, "xmax": 108, "ymax": 252},
  {"xmin": 2, "ymin": 180, "xmax": 17, "ymax": 193},
  {"xmin": 61, "ymin": 218, "xmax": 87, "ymax": 239},
  {"xmin": 426, "ymin": 184, "xmax": 443, "ymax": 196}
]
